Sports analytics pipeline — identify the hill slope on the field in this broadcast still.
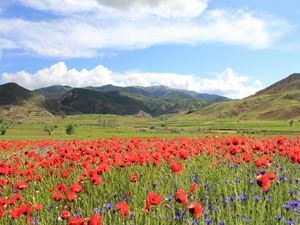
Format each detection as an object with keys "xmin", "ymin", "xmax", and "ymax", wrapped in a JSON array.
[
  {"xmin": 0, "ymin": 83, "xmax": 52, "ymax": 122},
  {"xmin": 174, "ymin": 73, "xmax": 300, "ymax": 121},
  {"xmin": 0, "ymin": 83, "xmax": 35, "ymax": 105},
  {"xmin": 255, "ymin": 73, "xmax": 300, "ymax": 96}
]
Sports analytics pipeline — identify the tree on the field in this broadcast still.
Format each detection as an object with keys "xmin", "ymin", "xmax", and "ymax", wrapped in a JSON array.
[
  {"xmin": 44, "ymin": 124, "xmax": 54, "ymax": 135},
  {"xmin": 0, "ymin": 125, "xmax": 7, "ymax": 135},
  {"xmin": 289, "ymin": 120, "xmax": 294, "ymax": 127},
  {"xmin": 66, "ymin": 124, "xmax": 75, "ymax": 135}
]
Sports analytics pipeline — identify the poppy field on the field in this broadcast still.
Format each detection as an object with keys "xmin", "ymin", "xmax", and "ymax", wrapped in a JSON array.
[{"xmin": 0, "ymin": 136, "xmax": 299, "ymax": 224}]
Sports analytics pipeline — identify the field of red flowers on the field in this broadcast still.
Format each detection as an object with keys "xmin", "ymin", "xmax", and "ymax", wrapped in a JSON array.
[{"xmin": 0, "ymin": 136, "xmax": 299, "ymax": 224}]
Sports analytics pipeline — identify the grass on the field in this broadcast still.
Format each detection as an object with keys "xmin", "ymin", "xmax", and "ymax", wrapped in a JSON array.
[{"xmin": 1, "ymin": 113, "xmax": 300, "ymax": 140}]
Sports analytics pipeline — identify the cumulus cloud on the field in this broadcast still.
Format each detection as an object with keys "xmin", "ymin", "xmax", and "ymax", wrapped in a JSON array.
[{"xmin": 2, "ymin": 62, "xmax": 262, "ymax": 99}]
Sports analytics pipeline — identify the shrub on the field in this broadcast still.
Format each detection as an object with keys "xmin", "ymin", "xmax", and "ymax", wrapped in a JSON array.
[
  {"xmin": 44, "ymin": 124, "xmax": 54, "ymax": 135},
  {"xmin": 66, "ymin": 124, "xmax": 75, "ymax": 135},
  {"xmin": 0, "ymin": 126, "xmax": 7, "ymax": 135}
]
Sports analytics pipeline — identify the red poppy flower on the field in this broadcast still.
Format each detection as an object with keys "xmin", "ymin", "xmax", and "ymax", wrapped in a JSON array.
[
  {"xmin": 88, "ymin": 213, "xmax": 102, "ymax": 225},
  {"xmin": 266, "ymin": 172, "xmax": 277, "ymax": 180},
  {"xmin": 115, "ymin": 201, "xmax": 129, "ymax": 217},
  {"xmin": 49, "ymin": 186, "xmax": 55, "ymax": 192},
  {"xmin": 175, "ymin": 189, "xmax": 187, "ymax": 205},
  {"xmin": 34, "ymin": 203, "xmax": 43, "ymax": 211},
  {"xmin": 146, "ymin": 192, "xmax": 162, "ymax": 206},
  {"xmin": 77, "ymin": 176, "xmax": 84, "ymax": 184},
  {"xmin": 12, "ymin": 193, "xmax": 22, "ymax": 201},
  {"xmin": 69, "ymin": 216, "xmax": 87, "ymax": 225},
  {"xmin": 67, "ymin": 191, "xmax": 76, "ymax": 202},
  {"xmin": 70, "ymin": 183, "xmax": 83, "ymax": 193},
  {"xmin": 19, "ymin": 203, "xmax": 31, "ymax": 215},
  {"xmin": 52, "ymin": 192, "xmax": 64, "ymax": 201},
  {"xmin": 0, "ymin": 198, "xmax": 7, "ymax": 206},
  {"xmin": 35, "ymin": 175, "xmax": 42, "ymax": 182},
  {"xmin": 57, "ymin": 183, "xmax": 67, "ymax": 192},
  {"xmin": 0, "ymin": 205, "xmax": 5, "ymax": 218},
  {"xmin": 187, "ymin": 202, "xmax": 203, "ymax": 217},
  {"xmin": 13, "ymin": 181, "xmax": 28, "ymax": 190},
  {"xmin": 256, "ymin": 174, "xmax": 271, "ymax": 191},
  {"xmin": 7, "ymin": 197, "xmax": 17, "ymax": 205},
  {"xmin": 61, "ymin": 209, "xmax": 71, "ymax": 220},
  {"xmin": 10, "ymin": 207, "xmax": 22, "ymax": 219},
  {"xmin": 91, "ymin": 174, "xmax": 102, "ymax": 186},
  {"xmin": 61, "ymin": 170, "xmax": 70, "ymax": 178},
  {"xmin": 171, "ymin": 161, "xmax": 182, "ymax": 174},
  {"xmin": 145, "ymin": 192, "xmax": 162, "ymax": 211},
  {"xmin": 190, "ymin": 184, "xmax": 197, "ymax": 192},
  {"xmin": 130, "ymin": 172, "xmax": 137, "ymax": 182}
]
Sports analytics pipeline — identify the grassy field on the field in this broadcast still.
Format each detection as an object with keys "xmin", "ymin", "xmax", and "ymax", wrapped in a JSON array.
[{"xmin": 0, "ymin": 113, "xmax": 299, "ymax": 140}]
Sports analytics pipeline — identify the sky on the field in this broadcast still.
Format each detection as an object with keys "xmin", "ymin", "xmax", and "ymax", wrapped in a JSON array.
[{"xmin": 0, "ymin": 0, "xmax": 300, "ymax": 99}]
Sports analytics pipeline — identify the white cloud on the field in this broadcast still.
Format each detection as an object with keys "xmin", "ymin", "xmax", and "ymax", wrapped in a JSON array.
[
  {"xmin": 17, "ymin": 0, "xmax": 101, "ymax": 14},
  {"xmin": 94, "ymin": 0, "xmax": 208, "ymax": 18},
  {"xmin": 0, "ymin": 0, "xmax": 291, "ymax": 57},
  {"xmin": 19, "ymin": 0, "xmax": 208, "ymax": 18},
  {"xmin": 0, "ymin": 8, "xmax": 289, "ymax": 57},
  {"xmin": 1, "ymin": 62, "xmax": 262, "ymax": 99},
  {"xmin": 0, "ymin": 38, "xmax": 16, "ymax": 49}
]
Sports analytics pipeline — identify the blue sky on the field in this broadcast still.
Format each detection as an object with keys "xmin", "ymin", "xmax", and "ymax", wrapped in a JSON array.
[{"xmin": 0, "ymin": 0, "xmax": 299, "ymax": 98}]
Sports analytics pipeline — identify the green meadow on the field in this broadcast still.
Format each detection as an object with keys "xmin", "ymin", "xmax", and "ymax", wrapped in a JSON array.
[{"xmin": 1, "ymin": 113, "xmax": 299, "ymax": 140}]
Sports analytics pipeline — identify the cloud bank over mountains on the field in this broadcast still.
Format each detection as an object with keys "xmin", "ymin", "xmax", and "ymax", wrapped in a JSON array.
[{"xmin": 2, "ymin": 62, "xmax": 262, "ymax": 99}]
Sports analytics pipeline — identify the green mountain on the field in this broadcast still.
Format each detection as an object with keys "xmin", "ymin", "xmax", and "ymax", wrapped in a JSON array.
[
  {"xmin": 0, "ymin": 82, "xmax": 229, "ymax": 117},
  {"xmin": 44, "ymin": 87, "xmax": 207, "ymax": 116},
  {"xmin": 0, "ymin": 83, "xmax": 35, "ymax": 105},
  {"xmin": 44, "ymin": 88, "xmax": 151, "ymax": 115},
  {"xmin": 0, "ymin": 83, "xmax": 52, "ymax": 121},
  {"xmin": 175, "ymin": 73, "xmax": 300, "ymax": 121},
  {"xmin": 38, "ymin": 84, "xmax": 228, "ymax": 116},
  {"xmin": 0, "ymin": 83, "xmax": 45, "ymax": 106},
  {"xmin": 34, "ymin": 85, "xmax": 72, "ymax": 99},
  {"xmin": 90, "ymin": 84, "xmax": 229, "ymax": 102}
]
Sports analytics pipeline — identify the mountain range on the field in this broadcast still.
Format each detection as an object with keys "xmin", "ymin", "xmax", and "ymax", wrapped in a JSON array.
[
  {"xmin": 0, "ymin": 83, "xmax": 229, "ymax": 118},
  {"xmin": 1, "ymin": 73, "xmax": 300, "ymax": 120}
]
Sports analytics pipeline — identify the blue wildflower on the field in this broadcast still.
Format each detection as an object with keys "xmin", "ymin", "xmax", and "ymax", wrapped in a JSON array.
[
  {"xmin": 266, "ymin": 197, "xmax": 272, "ymax": 202},
  {"xmin": 289, "ymin": 190, "xmax": 296, "ymax": 196},
  {"xmin": 192, "ymin": 178, "xmax": 199, "ymax": 183},
  {"xmin": 279, "ymin": 175, "xmax": 285, "ymax": 180},
  {"xmin": 285, "ymin": 218, "xmax": 295, "ymax": 224},
  {"xmin": 166, "ymin": 195, "xmax": 173, "ymax": 201},
  {"xmin": 204, "ymin": 219, "xmax": 212, "ymax": 224},
  {"xmin": 105, "ymin": 203, "xmax": 113, "ymax": 209},
  {"xmin": 275, "ymin": 215, "xmax": 282, "ymax": 221},
  {"xmin": 254, "ymin": 195, "xmax": 260, "ymax": 201},
  {"xmin": 238, "ymin": 195, "xmax": 247, "ymax": 201}
]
